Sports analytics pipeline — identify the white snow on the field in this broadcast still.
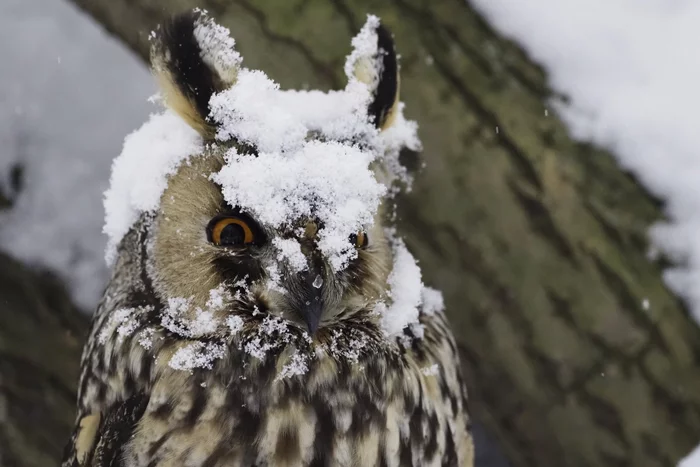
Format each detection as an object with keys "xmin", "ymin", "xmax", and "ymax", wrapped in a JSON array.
[
  {"xmin": 210, "ymin": 69, "xmax": 308, "ymax": 154},
  {"xmin": 213, "ymin": 142, "xmax": 385, "ymax": 271},
  {"xmin": 469, "ymin": 0, "xmax": 700, "ymax": 322},
  {"xmin": 98, "ymin": 307, "xmax": 137, "ymax": 344},
  {"xmin": 0, "ymin": 0, "xmax": 154, "ymax": 309},
  {"xmin": 137, "ymin": 328, "xmax": 155, "ymax": 350},
  {"xmin": 275, "ymin": 352, "xmax": 310, "ymax": 381},
  {"xmin": 680, "ymin": 444, "xmax": 700, "ymax": 467},
  {"xmin": 226, "ymin": 315, "xmax": 245, "ymax": 334},
  {"xmin": 379, "ymin": 239, "xmax": 424, "ymax": 335},
  {"xmin": 327, "ymin": 328, "xmax": 369, "ymax": 363},
  {"xmin": 159, "ymin": 285, "xmax": 235, "ymax": 339},
  {"xmin": 274, "ymin": 83, "xmax": 376, "ymax": 143},
  {"xmin": 242, "ymin": 316, "xmax": 299, "ymax": 360},
  {"xmin": 344, "ymin": 14, "xmax": 381, "ymax": 88},
  {"xmin": 169, "ymin": 341, "xmax": 226, "ymax": 371},
  {"xmin": 103, "ymin": 111, "xmax": 203, "ymax": 262},
  {"xmin": 421, "ymin": 286, "xmax": 445, "ymax": 316},
  {"xmin": 243, "ymin": 337, "xmax": 275, "ymax": 361},
  {"xmin": 193, "ymin": 12, "xmax": 241, "ymax": 85},
  {"xmin": 272, "ymin": 237, "xmax": 308, "ymax": 271}
]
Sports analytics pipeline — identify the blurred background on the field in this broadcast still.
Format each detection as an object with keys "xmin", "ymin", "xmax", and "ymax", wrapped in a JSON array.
[{"xmin": 1, "ymin": 0, "xmax": 699, "ymax": 466}]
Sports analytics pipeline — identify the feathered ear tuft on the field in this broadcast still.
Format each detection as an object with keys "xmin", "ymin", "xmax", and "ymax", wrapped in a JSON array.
[
  {"xmin": 150, "ymin": 9, "xmax": 241, "ymax": 139},
  {"xmin": 345, "ymin": 16, "xmax": 399, "ymax": 130}
]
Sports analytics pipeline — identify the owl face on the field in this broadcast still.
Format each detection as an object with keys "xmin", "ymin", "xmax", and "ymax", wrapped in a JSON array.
[
  {"xmin": 149, "ymin": 149, "xmax": 392, "ymax": 336},
  {"xmin": 103, "ymin": 11, "xmax": 420, "ymax": 344}
]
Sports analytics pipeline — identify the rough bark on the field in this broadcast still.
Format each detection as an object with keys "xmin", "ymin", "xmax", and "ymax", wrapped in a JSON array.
[
  {"xmin": 0, "ymin": 253, "xmax": 88, "ymax": 466},
  {"xmin": 3, "ymin": 0, "xmax": 700, "ymax": 466}
]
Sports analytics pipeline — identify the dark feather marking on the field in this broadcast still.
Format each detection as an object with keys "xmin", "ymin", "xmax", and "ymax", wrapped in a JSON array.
[
  {"xmin": 202, "ymin": 444, "xmax": 233, "ymax": 467},
  {"xmin": 212, "ymin": 255, "xmax": 265, "ymax": 286},
  {"xmin": 151, "ymin": 399, "xmax": 174, "ymax": 420},
  {"xmin": 275, "ymin": 429, "xmax": 300, "ymax": 462},
  {"xmin": 146, "ymin": 434, "xmax": 169, "ymax": 458},
  {"xmin": 184, "ymin": 380, "xmax": 208, "ymax": 427},
  {"xmin": 449, "ymin": 392, "xmax": 459, "ymax": 417},
  {"xmin": 157, "ymin": 11, "xmax": 217, "ymax": 125},
  {"xmin": 399, "ymin": 438, "xmax": 413, "ymax": 467},
  {"xmin": 349, "ymin": 391, "xmax": 384, "ymax": 439},
  {"xmin": 366, "ymin": 358, "xmax": 384, "ymax": 395},
  {"xmin": 368, "ymin": 24, "xmax": 398, "ymax": 128},
  {"xmin": 96, "ymin": 383, "xmax": 107, "ymax": 406},
  {"xmin": 442, "ymin": 426, "xmax": 458, "ymax": 467},
  {"xmin": 91, "ymin": 393, "xmax": 149, "ymax": 466},
  {"xmin": 425, "ymin": 411, "xmax": 440, "ymax": 459},
  {"xmin": 310, "ymin": 394, "xmax": 336, "ymax": 465},
  {"xmin": 408, "ymin": 391, "xmax": 425, "ymax": 447},
  {"xmin": 225, "ymin": 384, "xmax": 259, "ymax": 448}
]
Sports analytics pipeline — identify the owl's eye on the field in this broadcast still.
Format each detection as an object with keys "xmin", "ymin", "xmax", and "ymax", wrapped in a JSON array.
[
  {"xmin": 349, "ymin": 231, "xmax": 368, "ymax": 249},
  {"xmin": 207, "ymin": 215, "xmax": 258, "ymax": 246}
]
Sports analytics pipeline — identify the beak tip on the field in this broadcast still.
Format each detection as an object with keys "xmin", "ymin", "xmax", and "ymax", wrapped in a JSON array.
[
  {"xmin": 300, "ymin": 299, "xmax": 323, "ymax": 335},
  {"xmin": 306, "ymin": 320, "xmax": 320, "ymax": 335}
]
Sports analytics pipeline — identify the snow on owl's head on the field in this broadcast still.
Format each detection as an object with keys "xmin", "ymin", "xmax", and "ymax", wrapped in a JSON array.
[{"xmin": 103, "ymin": 10, "xmax": 429, "ymax": 358}]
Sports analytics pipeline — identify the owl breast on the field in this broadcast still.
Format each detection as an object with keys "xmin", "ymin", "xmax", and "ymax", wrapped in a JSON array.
[{"xmin": 118, "ymin": 311, "xmax": 472, "ymax": 467}]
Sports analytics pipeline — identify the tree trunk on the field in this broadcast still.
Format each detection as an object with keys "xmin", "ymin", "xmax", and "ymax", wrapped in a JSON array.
[
  {"xmin": 0, "ymin": 253, "xmax": 88, "ymax": 466},
  {"xmin": 4, "ymin": 0, "xmax": 700, "ymax": 466}
]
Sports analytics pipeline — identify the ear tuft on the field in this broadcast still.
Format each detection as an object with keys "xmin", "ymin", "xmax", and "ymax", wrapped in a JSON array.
[
  {"xmin": 346, "ymin": 16, "xmax": 400, "ymax": 130},
  {"xmin": 150, "ymin": 10, "xmax": 241, "ymax": 139}
]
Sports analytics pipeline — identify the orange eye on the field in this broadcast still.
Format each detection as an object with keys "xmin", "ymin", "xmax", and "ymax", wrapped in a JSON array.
[
  {"xmin": 350, "ymin": 231, "xmax": 368, "ymax": 249},
  {"xmin": 208, "ymin": 216, "xmax": 256, "ymax": 246}
]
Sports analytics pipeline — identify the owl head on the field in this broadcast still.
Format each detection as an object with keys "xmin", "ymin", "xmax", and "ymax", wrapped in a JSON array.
[{"xmin": 103, "ymin": 10, "xmax": 423, "ymax": 360}]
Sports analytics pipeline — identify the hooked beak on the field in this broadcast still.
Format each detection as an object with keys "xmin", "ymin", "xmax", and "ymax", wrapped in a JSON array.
[{"xmin": 293, "ymin": 268, "xmax": 325, "ymax": 335}]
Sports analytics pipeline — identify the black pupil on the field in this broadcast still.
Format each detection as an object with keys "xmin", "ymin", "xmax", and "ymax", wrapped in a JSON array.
[
  {"xmin": 350, "ymin": 232, "xmax": 366, "ymax": 247},
  {"xmin": 220, "ymin": 223, "xmax": 246, "ymax": 245}
]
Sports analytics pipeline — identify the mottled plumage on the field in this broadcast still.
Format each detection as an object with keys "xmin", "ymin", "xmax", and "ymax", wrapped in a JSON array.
[{"xmin": 63, "ymin": 10, "xmax": 473, "ymax": 467}]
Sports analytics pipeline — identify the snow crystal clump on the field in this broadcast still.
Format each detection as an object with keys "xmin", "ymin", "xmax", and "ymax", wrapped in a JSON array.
[
  {"xmin": 377, "ymin": 239, "xmax": 446, "ymax": 336},
  {"xmin": 159, "ymin": 285, "xmax": 234, "ymax": 339},
  {"xmin": 327, "ymin": 329, "xmax": 370, "ymax": 363},
  {"xmin": 243, "ymin": 316, "xmax": 306, "ymax": 361},
  {"xmin": 274, "ymin": 83, "xmax": 375, "ymax": 143},
  {"xmin": 272, "ymin": 237, "xmax": 308, "ymax": 272},
  {"xmin": 226, "ymin": 315, "xmax": 244, "ymax": 334},
  {"xmin": 169, "ymin": 341, "xmax": 226, "ymax": 371},
  {"xmin": 193, "ymin": 13, "xmax": 241, "ymax": 84},
  {"xmin": 380, "ymin": 240, "xmax": 424, "ymax": 335},
  {"xmin": 344, "ymin": 14, "xmax": 381, "ymax": 87},
  {"xmin": 137, "ymin": 328, "xmax": 155, "ymax": 350},
  {"xmin": 276, "ymin": 352, "xmax": 310, "ymax": 381},
  {"xmin": 210, "ymin": 70, "xmax": 307, "ymax": 153},
  {"xmin": 421, "ymin": 286, "xmax": 445, "ymax": 316},
  {"xmin": 98, "ymin": 307, "xmax": 142, "ymax": 344},
  {"xmin": 103, "ymin": 111, "xmax": 202, "ymax": 262},
  {"xmin": 244, "ymin": 336, "xmax": 279, "ymax": 361},
  {"xmin": 213, "ymin": 142, "xmax": 385, "ymax": 270},
  {"xmin": 160, "ymin": 290, "xmax": 227, "ymax": 338}
]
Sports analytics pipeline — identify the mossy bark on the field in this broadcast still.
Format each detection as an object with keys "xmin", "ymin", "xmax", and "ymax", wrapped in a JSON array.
[{"xmin": 4, "ymin": 0, "xmax": 700, "ymax": 465}]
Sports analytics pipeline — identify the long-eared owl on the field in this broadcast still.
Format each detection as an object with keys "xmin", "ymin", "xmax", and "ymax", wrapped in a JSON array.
[{"xmin": 62, "ymin": 9, "xmax": 474, "ymax": 467}]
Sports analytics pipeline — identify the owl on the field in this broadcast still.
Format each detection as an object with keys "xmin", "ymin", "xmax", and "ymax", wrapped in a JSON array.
[{"xmin": 62, "ymin": 9, "xmax": 474, "ymax": 467}]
